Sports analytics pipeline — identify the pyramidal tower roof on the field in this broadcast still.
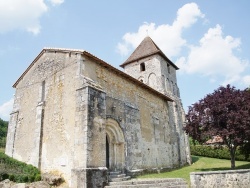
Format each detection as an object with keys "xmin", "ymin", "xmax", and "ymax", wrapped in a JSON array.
[{"xmin": 120, "ymin": 36, "xmax": 178, "ymax": 69}]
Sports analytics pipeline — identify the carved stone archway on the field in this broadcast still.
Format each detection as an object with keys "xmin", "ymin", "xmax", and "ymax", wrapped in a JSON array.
[{"xmin": 106, "ymin": 118, "xmax": 125, "ymax": 171}]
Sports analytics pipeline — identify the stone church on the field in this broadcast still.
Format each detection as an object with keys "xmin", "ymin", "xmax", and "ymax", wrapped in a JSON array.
[{"xmin": 6, "ymin": 37, "xmax": 190, "ymax": 187}]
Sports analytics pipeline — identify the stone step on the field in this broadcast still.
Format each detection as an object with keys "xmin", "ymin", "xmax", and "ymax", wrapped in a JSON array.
[
  {"xmin": 109, "ymin": 173, "xmax": 126, "ymax": 179},
  {"xmin": 109, "ymin": 178, "xmax": 186, "ymax": 185},
  {"xmin": 105, "ymin": 184, "xmax": 158, "ymax": 188},
  {"xmin": 105, "ymin": 184, "xmax": 187, "ymax": 188},
  {"xmin": 108, "ymin": 171, "xmax": 131, "ymax": 182},
  {"xmin": 109, "ymin": 176, "xmax": 131, "ymax": 182},
  {"xmin": 109, "ymin": 171, "xmax": 122, "ymax": 175},
  {"xmin": 105, "ymin": 178, "xmax": 188, "ymax": 188}
]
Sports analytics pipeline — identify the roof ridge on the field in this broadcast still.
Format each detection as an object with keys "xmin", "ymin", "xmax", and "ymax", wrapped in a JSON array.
[{"xmin": 44, "ymin": 47, "xmax": 85, "ymax": 53}]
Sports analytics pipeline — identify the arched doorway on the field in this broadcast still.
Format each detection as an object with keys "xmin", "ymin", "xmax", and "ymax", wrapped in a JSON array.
[{"xmin": 106, "ymin": 118, "xmax": 125, "ymax": 171}]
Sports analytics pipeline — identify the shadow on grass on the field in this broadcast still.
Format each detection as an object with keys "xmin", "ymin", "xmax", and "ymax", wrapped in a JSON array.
[
  {"xmin": 235, "ymin": 163, "xmax": 250, "ymax": 169},
  {"xmin": 196, "ymin": 163, "xmax": 250, "ymax": 172},
  {"xmin": 192, "ymin": 156, "xmax": 199, "ymax": 163}
]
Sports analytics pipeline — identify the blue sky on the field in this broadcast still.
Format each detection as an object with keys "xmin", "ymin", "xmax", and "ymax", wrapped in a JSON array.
[{"xmin": 0, "ymin": 0, "xmax": 250, "ymax": 120}]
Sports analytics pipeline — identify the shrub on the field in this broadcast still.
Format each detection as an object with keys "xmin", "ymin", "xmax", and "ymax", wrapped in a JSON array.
[
  {"xmin": 190, "ymin": 145, "xmax": 250, "ymax": 162},
  {"xmin": 0, "ymin": 152, "xmax": 41, "ymax": 182}
]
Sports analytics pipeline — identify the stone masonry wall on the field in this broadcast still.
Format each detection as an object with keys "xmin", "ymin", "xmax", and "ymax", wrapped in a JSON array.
[
  {"xmin": 6, "ymin": 50, "xmax": 84, "ymax": 186},
  {"xmin": 71, "ymin": 167, "xmax": 108, "ymax": 188},
  {"xmin": 120, "ymin": 53, "xmax": 190, "ymax": 167},
  {"xmin": 86, "ymin": 87, "xmax": 106, "ymax": 168},
  {"xmin": 81, "ymin": 55, "xmax": 190, "ymax": 171},
  {"xmin": 190, "ymin": 169, "xmax": 250, "ymax": 188},
  {"xmin": 123, "ymin": 54, "xmax": 179, "ymax": 97}
]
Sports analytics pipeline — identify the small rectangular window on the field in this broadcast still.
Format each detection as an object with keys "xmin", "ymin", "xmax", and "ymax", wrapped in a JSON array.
[
  {"xmin": 140, "ymin": 62, "xmax": 145, "ymax": 71},
  {"xmin": 167, "ymin": 64, "xmax": 170, "ymax": 74}
]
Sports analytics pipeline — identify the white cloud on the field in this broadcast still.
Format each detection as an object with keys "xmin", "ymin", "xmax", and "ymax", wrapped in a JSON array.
[
  {"xmin": 243, "ymin": 75, "xmax": 250, "ymax": 86},
  {"xmin": 173, "ymin": 2, "xmax": 205, "ymax": 29},
  {"xmin": 176, "ymin": 24, "xmax": 249, "ymax": 85},
  {"xmin": 116, "ymin": 42, "xmax": 130, "ymax": 56},
  {"xmin": 0, "ymin": 0, "xmax": 64, "ymax": 35},
  {"xmin": 48, "ymin": 0, "xmax": 64, "ymax": 6},
  {"xmin": 117, "ymin": 3, "xmax": 204, "ymax": 58},
  {"xmin": 117, "ymin": 2, "xmax": 250, "ymax": 87},
  {"xmin": 0, "ymin": 98, "xmax": 14, "ymax": 121}
]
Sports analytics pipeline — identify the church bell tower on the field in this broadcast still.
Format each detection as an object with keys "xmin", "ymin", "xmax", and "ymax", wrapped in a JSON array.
[{"xmin": 120, "ymin": 36, "xmax": 180, "ymax": 98}]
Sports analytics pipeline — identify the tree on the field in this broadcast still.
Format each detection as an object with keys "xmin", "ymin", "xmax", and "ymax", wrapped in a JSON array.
[
  {"xmin": 0, "ymin": 118, "xmax": 8, "ymax": 148},
  {"xmin": 184, "ymin": 85, "xmax": 250, "ymax": 169}
]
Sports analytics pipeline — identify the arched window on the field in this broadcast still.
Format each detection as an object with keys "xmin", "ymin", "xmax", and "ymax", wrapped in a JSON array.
[
  {"xmin": 148, "ymin": 73, "xmax": 157, "ymax": 88},
  {"xmin": 140, "ymin": 62, "xmax": 145, "ymax": 71}
]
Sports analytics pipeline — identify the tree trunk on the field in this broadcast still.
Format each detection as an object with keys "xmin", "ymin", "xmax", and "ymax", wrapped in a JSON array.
[{"xmin": 230, "ymin": 147, "xmax": 236, "ymax": 169}]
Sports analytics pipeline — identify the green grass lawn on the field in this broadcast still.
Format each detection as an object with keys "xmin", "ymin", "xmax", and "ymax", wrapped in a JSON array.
[
  {"xmin": 0, "ymin": 147, "xmax": 4, "ymax": 153},
  {"xmin": 138, "ymin": 156, "xmax": 250, "ymax": 185}
]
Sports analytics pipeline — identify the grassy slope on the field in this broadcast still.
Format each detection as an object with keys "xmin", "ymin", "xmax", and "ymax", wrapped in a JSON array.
[
  {"xmin": 138, "ymin": 156, "xmax": 250, "ymax": 184},
  {"xmin": 0, "ymin": 149, "xmax": 41, "ymax": 182}
]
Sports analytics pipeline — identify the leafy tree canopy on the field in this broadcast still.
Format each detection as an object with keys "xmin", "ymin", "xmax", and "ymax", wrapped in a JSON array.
[
  {"xmin": 0, "ymin": 118, "xmax": 8, "ymax": 148},
  {"xmin": 184, "ymin": 85, "xmax": 250, "ymax": 168}
]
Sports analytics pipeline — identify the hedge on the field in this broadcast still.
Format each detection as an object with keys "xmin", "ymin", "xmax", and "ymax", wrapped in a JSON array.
[
  {"xmin": 190, "ymin": 145, "xmax": 250, "ymax": 162},
  {"xmin": 0, "ymin": 152, "xmax": 41, "ymax": 182}
]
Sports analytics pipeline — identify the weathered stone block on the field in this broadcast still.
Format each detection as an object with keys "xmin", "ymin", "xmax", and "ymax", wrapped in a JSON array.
[
  {"xmin": 190, "ymin": 169, "xmax": 250, "ymax": 188},
  {"xmin": 71, "ymin": 167, "xmax": 108, "ymax": 188}
]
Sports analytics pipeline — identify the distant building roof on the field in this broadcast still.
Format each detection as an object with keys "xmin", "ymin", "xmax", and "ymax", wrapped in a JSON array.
[
  {"xmin": 205, "ymin": 136, "xmax": 224, "ymax": 145},
  {"xmin": 120, "ymin": 36, "xmax": 179, "ymax": 70}
]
